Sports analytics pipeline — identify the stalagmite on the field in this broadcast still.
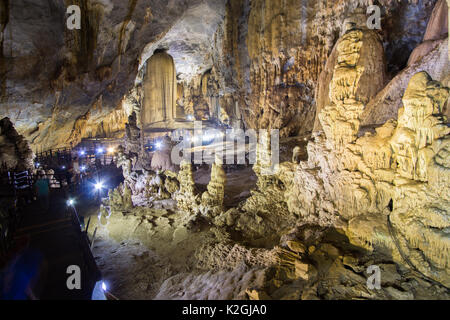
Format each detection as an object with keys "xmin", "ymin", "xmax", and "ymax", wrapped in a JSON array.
[
  {"xmin": 175, "ymin": 160, "xmax": 200, "ymax": 214},
  {"xmin": 151, "ymin": 136, "xmax": 175, "ymax": 172},
  {"xmin": 314, "ymin": 10, "xmax": 386, "ymax": 132},
  {"xmin": 200, "ymin": 156, "xmax": 227, "ymax": 217}
]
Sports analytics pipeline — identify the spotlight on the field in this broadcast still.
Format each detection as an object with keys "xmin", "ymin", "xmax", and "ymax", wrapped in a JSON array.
[
  {"xmin": 187, "ymin": 115, "xmax": 194, "ymax": 121},
  {"xmin": 94, "ymin": 181, "xmax": 104, "ymax": 191},
  {"xmin": 101, "ymin": 281, "xmax": 107, "ymax": 291},
  {"xmin": 97, "ymin": 147, "xmax": 104, "ymax": 154},
  {"xmin": 36, "ymin": 162, "xmax": 40, "ymax": 168},
  {"xmin": 67, "ymin": 199, "xmax": 75, "ymax": 206},
  {"xmin": 79, "ymin": 150, "xmax": 86, "ymax": 156},
  {"xmin": 62, "ymin": 165, "xmax": 66, "ymax": 170},
  {"xmin": 80, "ymin": 165, "xmax": 87, "ymax": 172},
  {"xmin": 155, "ymin": 142, "xmax": 162, "ymax": 150},
  {"xmin": 107, "ymin": 147, "xmax": 115, "ymax": 154}
]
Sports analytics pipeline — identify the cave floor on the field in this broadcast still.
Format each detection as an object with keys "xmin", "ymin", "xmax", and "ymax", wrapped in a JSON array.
[{"xmin": 74, "ymin": 164, "xmax": 450, "ymax": 300}]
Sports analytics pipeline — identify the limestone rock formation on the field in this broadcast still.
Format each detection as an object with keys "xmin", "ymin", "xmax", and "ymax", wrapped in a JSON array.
[
  {"xmin": 230, "ymin": 71, "xmax": 450, "ymax": 286},
  {"xmin": 200, "ymin": 157, "xmax": 227, "ymax": 217},
  {"xmin": 0, "ymin": 1, "xmax": 439, "ymax": 150},
  {"xmin": 174, "ymin": 161, "xmax": 200, "ymax": 215},
  {"xmin": 213, "ymin": 0, "xmax": 436, "ymax": 137},
  {"xmin": 407, "ymin": 0, "xmax": 448, "ymax": 66},
  {"xmin": 0, "ymin": 118, "xmax": 34, "ymax": 171},
  {"xmin": 3, "ymin": 0, "xmax": 449, "ymax": 301},
  {"xmin": 0, "ymin": 0, "xmax": 227, "ymax": 150},
  {"xmin": 142, "ymin": 51, "xmax": 178, "ymax": 125},
  {"xmin": 124, "ymin": 112, "xmax": 141, "ymax": 157},
  {"xmin": 151, "ymin": 136, "xmax": 175, "ymax": 172},
  {"xmin": 314, "ymin": 10, "xmax": 387, "ymax": 132},
  {"xmin": 361, "ymin": 0, "xmax": 449, "ymax": 126},
  {"xmin": 318, "ymin": 26, "xmax": 368, "ymax": 149}
]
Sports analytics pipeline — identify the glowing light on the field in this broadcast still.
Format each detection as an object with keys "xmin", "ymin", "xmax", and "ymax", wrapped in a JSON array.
[
  {"xmin": 187, "ymin": 115, "xmax": 194, "ymax": 121},
  {"xmin": 202, "ymin": 133, "xmax": 215, "ymax": 142},
  {"xmin": 36, "ymin": 162, "xmax": 40, "ymax": 167},
  {"xmin": 155, "ymin": 142, "xmax": 162, "ymax": 150},
  {"xmin": 101, "ymin": 281, "xmax": 107, "ymax": 291},
  {"xmin": 62, "ymin": 165, "xmax": 66, "ymax": 170},
  {"xmin": 97, "ymin": 147, "xmax": 104, "ymax": 154},
  {"xmin": 107, "ymin": 147, "xmax": 115, "ymax": 154},
  {"xmin": 94, "ymin": 181, "xmax": 104, "ymax": 191},
  {"xmin": 80, "ymin": 166, "xmax": 87, "ymax": 172},
  {"xmin": 67, "ymin": 199, "xmax": 75, "ymax": 206},
  {"xmin": 79, "ymin": 150, "xmax": 86, "ymax": 156}
]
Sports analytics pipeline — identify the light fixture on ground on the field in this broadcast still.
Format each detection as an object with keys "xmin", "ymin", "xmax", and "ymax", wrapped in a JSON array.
[
  {"xmin": 67, "ymin": 198, "xmax": 83, "ymax": 229},
  {"xmin": 95, "ymin": 181, "xmax": 105, "ymax": 191}
]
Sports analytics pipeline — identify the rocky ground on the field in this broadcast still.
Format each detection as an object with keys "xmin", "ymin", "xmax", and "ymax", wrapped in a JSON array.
[
  {"xmin": 79, "ymin": 147, "xmax": 449, "ymax": 300},
  {"xmin": 86, "ymin": 204, "xmax": 450, "ymax": 300}
]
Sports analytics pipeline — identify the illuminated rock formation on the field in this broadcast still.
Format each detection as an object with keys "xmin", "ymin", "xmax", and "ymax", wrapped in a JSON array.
[
  {"xmin": 174, "ymin": 160, "xmax": 200, "ymax": 215},
  {"xmin": 124, "ymin": 112, "xmax": 142, "ymax": 156},
  {"xmin": 200, "ymin": 156, "xmax": 227, "ymax": 217},
  {"xmin": 318, "ymin": 26, "xmax": 366, "ymax": 149},
  {"xmin": 361, "ymin": 0, "xmax": 449, "ymax": 126},
  {"xmin": 151, "ymin": 136, "xmax": 175, "ymax": 172},
  {"xmin": 314, "ymin": 10, "xmax": 386, "ymax": 132},
  {"xmin": 235, "ymin": 71, "xmax": 450, "ymax": 286},
  {"xmin": 116, "ymin": 145, "xmax": 135, "ymax": 186},
  {"xmin": 142, "ymin": 51, "xmax": 178, "ymax": 125}
]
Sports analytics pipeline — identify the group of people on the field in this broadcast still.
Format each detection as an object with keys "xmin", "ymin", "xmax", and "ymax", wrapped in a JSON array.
[{"xmin": 33, "ymin": 157, "xmax": 90, "ymax": 212}]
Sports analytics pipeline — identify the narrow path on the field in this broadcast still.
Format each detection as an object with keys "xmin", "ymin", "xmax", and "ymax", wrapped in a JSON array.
[{"xmin": 3, "ymin": 189, "xmax": 101, "ymax": 300}]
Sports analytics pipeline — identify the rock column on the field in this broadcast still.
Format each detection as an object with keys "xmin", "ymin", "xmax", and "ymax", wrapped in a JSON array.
[{"xmin": 142, "ymin": 51, "xmax": 177, "ymax": 125}]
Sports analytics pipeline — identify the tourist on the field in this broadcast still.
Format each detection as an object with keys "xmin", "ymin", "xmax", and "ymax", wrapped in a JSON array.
[
  {"xmin": 34, "ymin": 171, "xmax": 50, "ymax": 212},
  {"xmin": 72, "ymin": 157, "xmax": 80, "ymax": 188}
]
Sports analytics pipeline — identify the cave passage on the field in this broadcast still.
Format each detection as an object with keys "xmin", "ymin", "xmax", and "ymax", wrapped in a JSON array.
[{"xmin": 0, "ymin": 0, "xmax": 449, "ymax": 304}]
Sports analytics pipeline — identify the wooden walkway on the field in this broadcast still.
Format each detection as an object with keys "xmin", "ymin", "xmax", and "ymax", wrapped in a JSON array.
[{"xmin": 2, "ymin": 189, "xmax": 101, "ymax": 300}]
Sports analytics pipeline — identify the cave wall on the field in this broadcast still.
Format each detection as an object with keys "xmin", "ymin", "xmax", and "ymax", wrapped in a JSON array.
[
  {"xmin": 0, "ymin": 0, "xmax": 217, "ymax": 151},
  {"xmin": 213, "ymin": 0, "xmax": 439, "ymax": 136},
  {"xmin": 0, "ymin": 0, "xmax": 442, "ymax": 150}
]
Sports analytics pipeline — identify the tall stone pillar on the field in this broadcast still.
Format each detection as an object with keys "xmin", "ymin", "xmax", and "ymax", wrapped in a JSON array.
[{"xmin": 142, "ymin": 51, "xmax": 177, "ymax": 125}]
